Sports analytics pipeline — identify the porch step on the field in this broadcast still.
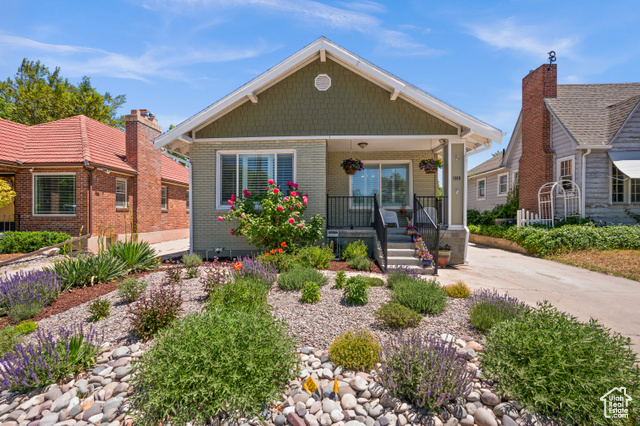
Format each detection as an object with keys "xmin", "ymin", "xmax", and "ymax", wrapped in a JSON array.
[{"xmin": 387, "ymin": 256, "xmax": 423, "ymax": 267}]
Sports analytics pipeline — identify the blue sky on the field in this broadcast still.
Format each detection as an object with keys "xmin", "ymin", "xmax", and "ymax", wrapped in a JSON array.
[{"xmin": 1, "ymin": 0, "xmax": 639, "ymax": 169}]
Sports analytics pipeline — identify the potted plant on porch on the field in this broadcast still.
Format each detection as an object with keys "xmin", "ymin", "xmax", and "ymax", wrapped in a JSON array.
[
  {"xmin": 340, "ymin": 158, "xmax": 364, "ymax": 175},
  {"xmin": 437, "ymin": 244, "xmax": 451, "ymax": 268},
  {"xmin": 418, "ymin": 246, "xmax": 433, "ymax": 267},
  {"xmin": 418, "ymin": 158, "xmax": 443, "ymax": 174}
]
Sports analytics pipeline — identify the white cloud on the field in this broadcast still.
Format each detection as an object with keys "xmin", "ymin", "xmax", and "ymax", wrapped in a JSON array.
[
  {"xmin": 0, "ymin": 34, "xmax": 275, "ymax": 82},
  {"xmin": 467, "ymin": 18, "xmax": 579, "ymax": 58}
]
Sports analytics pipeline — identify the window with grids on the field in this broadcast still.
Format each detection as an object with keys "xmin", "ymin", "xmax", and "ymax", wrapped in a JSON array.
[
  {"xmin": 161, "ymin": 186, "xmax": 167, "ymax": 210},
  {"xmin": 498, "ymin": 173, "xmax": 508, "ymax": 195},
  {"xmin": 33, "ymin": 175, "xmax": 76, "ymax": 215},
  {"xmin": 218, "ymin": 152, "xmax": 294, "ymax": 207},
  {"xmin": 477, "ymin": 179, "xmax": 486, "ymax": 199},
  {"xmin": 350, "ymin": 163, "xmax": 409, "ymax": 207},
  {"xmin": 612, "ymin": 164, "xmax": 625, "ymax": 203},
  {"xmin": 116, "ymin": 179, "xmax": 127, "ymax": 208}
]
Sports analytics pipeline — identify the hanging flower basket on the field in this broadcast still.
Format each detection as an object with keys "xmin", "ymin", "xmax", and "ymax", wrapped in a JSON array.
[
  {"xmin": 419, "ymin": 158, "xmax": 443, "ymax": 174},
  {"xmin": 341, "ymin": 158, "xmax": 364, "ymax": 175}
]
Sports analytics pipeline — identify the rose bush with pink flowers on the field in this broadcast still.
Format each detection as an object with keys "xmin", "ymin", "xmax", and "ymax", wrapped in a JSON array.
[{"xmin": 219, "ymin": 182, "xmax": 323, "ymax": 250}]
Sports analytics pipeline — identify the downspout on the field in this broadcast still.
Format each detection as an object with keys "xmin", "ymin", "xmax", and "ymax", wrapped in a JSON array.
[{"xmin": 581, "ymin": 148, "xmax": 591, "ymax": 218}]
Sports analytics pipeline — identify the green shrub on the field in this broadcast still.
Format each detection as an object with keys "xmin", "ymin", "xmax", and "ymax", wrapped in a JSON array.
[
  {"xmin": 341, "ymin": 240, "xmax": 368, "ymax": 261},
  {"xmin": 482, "ymin": 302, "xmax": 640, "ymax": 425},
  {"xmin": 49, "ymin": 254, "xmax": 127, "ymax": 289},
  {"xmin": 343, "ymin": 275, "xmax": 368, "ymax": 306},
  {"xmin": 374, "ymin": 302, "xmax": 422, "ymax": 329},
  {"xmin": 301, "ymin": 281, "xmax": 321, "ymax": 303},
  {"xmin": 347, "ymin": 255, "xmax": 370, "ymax": 271},
  {"xmin": 87, "ymin": 298, "xmax": 111, "ymax": 322},
  {"xmin": 468, "ymin": 289, "xmax": 528, "ymax": 331},
  {"xmin": 333, "ymin": 271, "xmax": 347, "ymax": 289},
  {"xmin": 118, "ymin": 277, "xmax": 148, "ymax": 303},
  {"xmin": 182, "ymin": 253, "xmax": 202, "ymax": 279},
  {"xmin": 130, "ymin": 306, "xmax": 298, "ymax": 425},
  {"xmin": 391, "ymin": 278, "xmax": 448, "ymax": 314},
  {"xmin": 443, "ymin": 281, "xmax": 471, "ymax": 298},
  {"xmin": 0, "ymin": 231, "xmax": 71, "ymax": 254},
  {"xmin": 297, "ymin": 244, "xmax": 334, "ymax": 269},
  {"xmin": 329, "ymin": 329, "xmax": 380, "ymax": 371},
  {"xmin": 206, "ymin": 277, "xmax": 269, "ymax": 313},
  {"xmin": 278, "ymin": 266, "xmax": 327, "ymax": 291},
  {"xmin": 108, "ymin": 241, "xmax": 159, "ymax": 273},
  {"xmin": 0, "ymin": 321, "xmax": 37, "ymax": 356},
  {"xmin": 128, "ymin": 286, "xmax": 183, "ymax": 340}
]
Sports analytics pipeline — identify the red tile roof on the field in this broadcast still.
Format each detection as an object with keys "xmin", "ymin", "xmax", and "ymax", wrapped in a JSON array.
[
  {"xmin": 161, "ymin": 155, "xmax": 189, "ymax": 185},
  {"xmin": 0, "ymin": 115, "xmax": 189, "ymax": 184}
]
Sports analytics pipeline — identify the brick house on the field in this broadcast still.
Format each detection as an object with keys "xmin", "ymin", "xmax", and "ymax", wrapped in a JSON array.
[
  {"xmin": 0, "ymin": 110, "xmax": 189, "ymax": 250},
  {"xmin": 468, "ymin": 63, "xmax": 640, "ymax": 224},
  {"xmin": 154, "ymin": 38, "xmax": 503, "ymax": 266}
]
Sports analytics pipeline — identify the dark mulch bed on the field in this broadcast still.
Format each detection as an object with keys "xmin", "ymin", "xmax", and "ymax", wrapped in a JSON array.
[{"xmin": 326, "ymin": 260, "xmax": 383, "ymax": 274}]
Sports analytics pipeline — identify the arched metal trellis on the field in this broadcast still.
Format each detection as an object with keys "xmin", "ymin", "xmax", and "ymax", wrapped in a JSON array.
[{"xmin": 538, "ymin": 180, "xmax": 582, "ymax": 228}]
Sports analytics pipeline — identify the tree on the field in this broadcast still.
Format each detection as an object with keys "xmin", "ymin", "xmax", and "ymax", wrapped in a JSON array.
[
  {"xmin": 0, "ymin": 59, "xmax": 126, "ymax": 128},
  {"xmin": 0, "ymin": 179, "xmax": 16, "ymax": 209}
]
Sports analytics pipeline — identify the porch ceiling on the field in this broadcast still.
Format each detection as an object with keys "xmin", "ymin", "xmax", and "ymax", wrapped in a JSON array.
[{"xmin": 327, "ymin": 138, "xmax": 442, "ymax": 152}]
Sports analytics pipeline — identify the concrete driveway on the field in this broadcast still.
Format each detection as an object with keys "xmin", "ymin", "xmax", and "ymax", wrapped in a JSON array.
[{"xmin": 438, "ymin": 243, "xmax": 640, "ymax": 350}]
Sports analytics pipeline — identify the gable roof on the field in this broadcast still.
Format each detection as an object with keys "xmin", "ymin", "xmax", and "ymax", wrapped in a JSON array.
[
  {"xmin": 0, "ymin": 116, "xmax": 189, "ymax": 184},
  {"xmin": 468, "ymin": 151, "xmax": 505, "ymax": 176},
  {"xmin": 544, "ymin": 83, "xmax": 640, "ymax": 146},
  {"xmin": 155, "ymin": 37, "xmax": 503, "ymax": 150}
]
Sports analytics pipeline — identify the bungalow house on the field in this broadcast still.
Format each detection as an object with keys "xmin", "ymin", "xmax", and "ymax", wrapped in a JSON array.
[
  {"xmin": 154, "ymin": 38, "xmax": 503, "ymax": 266},
  {"xmin": 0, "ymin": 110, "xmax": 190, "ymax": 250},
  {"xmin": 467, "ymin": 63, "xmax": 640, "ymax": 225}
]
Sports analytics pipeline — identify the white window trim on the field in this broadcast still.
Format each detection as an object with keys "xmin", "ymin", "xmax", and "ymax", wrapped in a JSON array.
[
  {"xmin": 497, "ymin": 172, "xmax": 509, "ymax": 197},
  {"xmin": 115, "ymin": 178, "xmax": 127, "ymax": 209},
  {"xmin": 161, "ymin": 186, "xmax": 168, "ymax": 210},
  {"xmin": 476, "ymin": 178, "xmax": 486, "ymax": 201},
  {"xmin": 32, "ymin": 172, "xmax": 77, "ymax": 217},
  {"xmin": 215, "ymin": 149, "xmax": 297, "ymax": 210},
  {"xmin": 348, "ymin": 160, "xmax": 413, "ymax": 210},
  {"xmin": 556, "ymin": 155, "xmax": 575, "ymax": 183}
]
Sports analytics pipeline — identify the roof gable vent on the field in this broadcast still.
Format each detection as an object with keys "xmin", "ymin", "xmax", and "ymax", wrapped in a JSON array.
[{"xmin": 315, "ymin": 74, "xmax": 331, "ymax": 91}]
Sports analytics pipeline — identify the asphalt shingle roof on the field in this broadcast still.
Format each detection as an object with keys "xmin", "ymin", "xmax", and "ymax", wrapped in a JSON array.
[
  {"xmin": 545, "ymin": 83, "xmax": 640, "ymax": 146},
  {"xmin": 468, "ymin": 151, "xmax": 504, "ymax": 176}
]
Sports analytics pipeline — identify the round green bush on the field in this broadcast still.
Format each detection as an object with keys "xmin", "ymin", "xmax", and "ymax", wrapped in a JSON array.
[
  {"xmin": 130, "ymin": 307, "xmax": 298, "ymax": 425},
  {"xmin": 374, "ymin": 302, "xmax": 422, "ymax": 329},
  {"xmin": 278, "ymin": 266, "xmax": 327, "ymax": 290},
  {"xmin": 482, "ymin": 302, "xmax": 640, "ymax": 425},
  {"xmin": 343, "ymin": 275, "xmax": 368, "ymax": 305},
  {"xmin": 300, "ymin": 281, "xmax": 321, "ymax": 303},
  {"xmin": 329, "ymin": 329, "xmax": 380, "ymax": 371},
  {"xmin": 391, "ymin": 278, "xmax": 448, "ymax": 314}
]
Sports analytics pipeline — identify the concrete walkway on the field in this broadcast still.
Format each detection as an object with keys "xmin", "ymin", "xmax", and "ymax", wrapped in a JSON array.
[{"xmin": 438, "ymin": 243, "xmax": 640, "ymax": 349}]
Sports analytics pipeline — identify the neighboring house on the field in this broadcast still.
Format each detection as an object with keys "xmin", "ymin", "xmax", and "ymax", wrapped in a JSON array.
[
  {"xmin": 467, "ymin": 62, "xmax": 640, "ymax": 224},
  {"xmin": 0, "ymin": 110, "xmax": 190, "ymax": 250},
  {"xmin": 155, "ymin": 38, "xmax": 503, "ymax": 265}
]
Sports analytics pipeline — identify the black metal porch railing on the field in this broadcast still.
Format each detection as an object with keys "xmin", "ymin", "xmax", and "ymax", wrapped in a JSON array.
[
  {"xmin": 326, "ymin": 195, "xmax": 375, "ymax": 228},
  {"xmin": 0, "ymin": 214, "xmax": 18, "ymax": 233},
  {"xmin": 373, "ymin": 197, "xmax": 388, "ymax": 270},
  {"xmin": 414, "ymin": 194, "xmax": 440, "ymax": 274},
  {"xmin": 414, "ymin": 196, "xmax": 448, "ymax": 227}
]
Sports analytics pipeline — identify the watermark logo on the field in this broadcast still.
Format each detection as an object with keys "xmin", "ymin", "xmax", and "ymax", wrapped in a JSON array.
[{"xmin": 601, "ymin": 387, "xmax": 632, "ymax": 419}]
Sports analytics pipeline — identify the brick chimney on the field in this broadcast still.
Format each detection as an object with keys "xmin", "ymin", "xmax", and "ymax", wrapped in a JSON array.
[
  {"xmin": 519, "ymin": 64, "xmax": 557, "ymax": 213},
  {"xmin": 125, "ymin": 109, "xmax": 162, "ymax": 234}
]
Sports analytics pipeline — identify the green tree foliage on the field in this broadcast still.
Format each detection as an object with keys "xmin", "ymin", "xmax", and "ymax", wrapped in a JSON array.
[{"xmin": 0, "ymin": 59, "xmax": 126, "ymax": 128}]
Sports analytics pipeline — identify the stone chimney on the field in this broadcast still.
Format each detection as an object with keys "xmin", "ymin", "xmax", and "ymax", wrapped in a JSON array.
[
  {"xmin": 519, "ymin": 64, "xmax": 557, "ymax": 213},
  {"xmin": 125, "ymin": 109, "xmax": 162, "ymax": 234}
]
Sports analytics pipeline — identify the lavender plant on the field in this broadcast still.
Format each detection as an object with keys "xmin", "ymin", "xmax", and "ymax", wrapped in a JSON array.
[
  {"xmin": 379, "ymin": 333, "xmax": 473, "ymax": 410},
  {"xmin": 232, "ymin": 256, "xmax": 277, "ymax": 286},
  {"xmin": 0, "ymin": 270, "xmax": 63, "ymax": 322},
  {"xmin": 0, "ymin": 323, "xmax": 101, "ymax": 392},
  {"xmin": 468, "ymin": 288, "xmax": 528, "ymax": 331}
]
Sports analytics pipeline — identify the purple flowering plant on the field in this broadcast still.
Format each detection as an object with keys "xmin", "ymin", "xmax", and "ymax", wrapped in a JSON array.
[
  {"xmin": 379, "ymin": 333, "xmax": 474, "ymax": 409},
  {"xmin": 0, "ymin": 323, "xmax": 101, "ymax": 392},
  {"xmin": 0, "ymin": 270, "xmax": 63, "ymax": 322}
]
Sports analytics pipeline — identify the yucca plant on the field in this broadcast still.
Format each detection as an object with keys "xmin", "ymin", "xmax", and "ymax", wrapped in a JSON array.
[
  {"xmin": 49, "ymin": 254, "xmax": 127, "ymax": 289},
  {"xmin": 108, "ymin": 241, "xmax": 159, "ymax": 273}
]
